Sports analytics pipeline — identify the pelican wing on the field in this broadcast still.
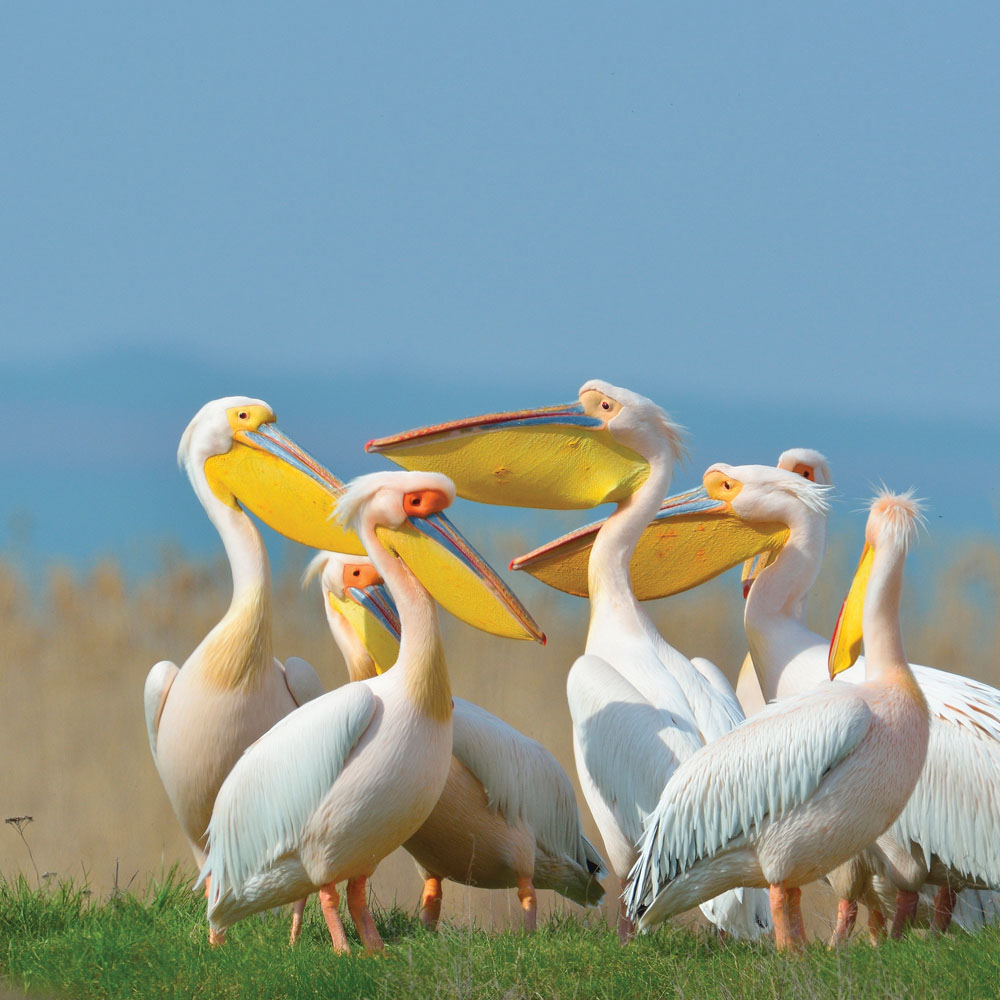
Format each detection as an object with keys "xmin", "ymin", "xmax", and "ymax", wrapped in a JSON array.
[
  {"xmin": 280, "ymin": 656, "xmax": 326, "ymax": 707},
  {"xmin": 627, "ymin": 686, "xmax": 872, "ymax": 916},
  {"xmin": 143, "ymin": 660, "xmax": 178, "ymax": 757},
  {"xmin": 450, "ymin": 697, "xmax": 605, "ymax": 875},
  {"xmin": 568, "ymin": 654, "xmax": 699, "ymax": 848},
  {"xmin": 201, "ymin": 683, "xmax": 377, "ymax": 907},
  {"xmin": 891, "ymin": 666, "xmax": 1000, "ymax": 888}
]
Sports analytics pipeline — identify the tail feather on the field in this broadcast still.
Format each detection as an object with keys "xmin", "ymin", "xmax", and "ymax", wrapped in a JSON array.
[{"xmin": 534, "ymin": 852, "xmax": 606, "ymax": 907}]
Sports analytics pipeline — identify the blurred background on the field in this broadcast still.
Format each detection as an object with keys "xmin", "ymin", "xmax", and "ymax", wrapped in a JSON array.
[{"xmin": 2, "ymin": 0, "xmax": 998, "ymax": 931}]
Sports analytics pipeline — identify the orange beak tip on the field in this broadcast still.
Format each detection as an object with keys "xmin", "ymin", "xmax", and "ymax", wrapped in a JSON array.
[
  {"xmin": 540, "ymin": 633, "xmax": 547, "ymax": 647},
  {"xmin": 363, "ymin": 439, "xmax": 377, "ymax": 453},
  {"xmin": 743, "ymin": 581, "xmax": 752, "ymax": 600},
  {"xmin": 508, "ymin": 559, "xmax": 517, "ymax": 572}
]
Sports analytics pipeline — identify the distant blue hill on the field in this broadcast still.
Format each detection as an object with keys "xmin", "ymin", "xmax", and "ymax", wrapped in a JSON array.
[{"xmin": 4, "ymin": 348, "xmax": 997, "ymax": 586}]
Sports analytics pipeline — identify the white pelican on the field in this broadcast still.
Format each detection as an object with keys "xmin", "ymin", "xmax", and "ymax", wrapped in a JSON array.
[
  {"xmin": 620, "ymin": 462, "xmax": 1000, "ymax": 940},
  {"xmin": 734, "ymin": 448, "xmax": 832, "ymax": 717},
  {"xmin": 304, "ymin": 549, "xmax": 606, "ymax": 930},
  {"xmin": 199, "ymin": 471, "xmax": 544, "ymax": 951},
  {"xmin": 369, "ymin": 381, "xmax": 771, "ymax": 942},
  {"xmin": 145, "ymin": 397, "xmax": 353, "ymax": 942},
  {"xmin": 731, "ymin": 450, "xmax": 1000, "ymax": 942},
  {"xmin": 626, "ymin": 489, "xmax": 930, "ymax": 951}
]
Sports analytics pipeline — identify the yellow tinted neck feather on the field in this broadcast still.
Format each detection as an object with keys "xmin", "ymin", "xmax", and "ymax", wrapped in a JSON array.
[
  {"xmin": 360, "ymin": 516, "xmax": 451, "ymax": 724},
  {"xmin": 404, "ymin": 630, "xmax": 452, "ymax": 722},
  {"xmin": 200, "ymin": 584, "xmax": 273, "ymax": 690}
]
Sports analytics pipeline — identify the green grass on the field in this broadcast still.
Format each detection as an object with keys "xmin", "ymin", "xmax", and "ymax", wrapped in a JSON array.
[{"xmin": 1, "ymin": 874, "xmax": 999, "ymax": 999}]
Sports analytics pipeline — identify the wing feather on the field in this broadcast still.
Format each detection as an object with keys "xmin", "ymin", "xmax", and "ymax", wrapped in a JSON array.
[
  {"xmin": 143, "ymin": 660, "xmax": 178, "ymax": 757},
  {"xmin": 450, "ymin": 697, "xmax": 604, "ymax": 874},
  {"xmin": 627, "ymin": 686, "xmax": 872, "ymax": 916},
  {"xmin": 889, "ymin": 668, "xmax": 1000, "ymax": 887},
  {"xmin": 280, "ymin": 656, "xmax": 326, "ymax": 706},
  {"xmin": 567, "ymin": 654, "xmax": 700, "ymax": 848},
  {"xmin": 200, "ymin": 682, "xmax": 376, "ymax": 909}
]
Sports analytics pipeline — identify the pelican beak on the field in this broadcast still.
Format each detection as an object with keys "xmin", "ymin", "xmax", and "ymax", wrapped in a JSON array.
[
  {"xmin": 741, "ymin": 550, "xmax": 778, "ymax": 599},
  {"xmin": 376, "ymin": 495, "xmax": 546, "ymax": 643},
  {"xmin": 203, "ymin": 418, "xmax": 365, "ymax": 555},
  {"xmin": 366, "ymin": 402, "xmax": 649, "ymax": 509},
  {"xmin": 511, "ymin": 481, "xmax": 789, "ymax": 600},
  {"xmin": 828, "ymin": 542, "xmax": 874, "ymax": 679},
  {"xmin": 327, "ymin": 567, "xmax": 402, "ymax": 675}
]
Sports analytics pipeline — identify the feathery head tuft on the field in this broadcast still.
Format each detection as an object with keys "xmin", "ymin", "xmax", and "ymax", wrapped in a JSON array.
[
  {"xmin": 301, "ymin": 550, "xmax": 331, "ymax": 591},
  {"xmin": 332, "ymin": 470, "xmax": 456, "ymax": 532},
  {"xmin": 868, "ymin": 488, "xmax": 925, "ymax": 552}
]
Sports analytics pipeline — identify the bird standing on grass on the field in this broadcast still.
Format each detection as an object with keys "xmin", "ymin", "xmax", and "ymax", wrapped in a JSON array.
[
  {"xmin": 369, "ymin": 380, "xmax": 771, "ymax": 941},
  {"xmin": 626, "ymin": 488, "xmax": 930, "ymax": 951},
  {"xmin": 145, "ymin": 397, "xmax": 350, "ymax": 943},
  {"xmin": 199, "ymin": 471, "xmax": 544, "ymax": 951},
  {"xmin": 305, "ymin": 549, "xmax": 605, "ymax": 932}
]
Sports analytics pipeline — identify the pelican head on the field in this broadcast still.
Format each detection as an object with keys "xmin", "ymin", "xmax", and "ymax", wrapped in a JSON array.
[
  {"xmin": 741, "ymin": 449, "xmax": 833, "ymax": 596},
  {"xmin": 303, "ymin": 551, "xmax": 401, "ymax": 675},
  {"xmin": 364, "ymin": 380, "xmax": 679, "ymax": 509},
  {"xmin": 179, "ymin": 396, "xmax": 364, "ymax": 555},
  {"xmin": 332, "ymin": 471, "xmax": 545, "ymax": 643},
  {"xmin": 828, "ymin": 490, "xmax": 924, "ymax": 678},
  {"xmin": 776, "ymin": 448, "xmax": 831, "ymax": 486}
]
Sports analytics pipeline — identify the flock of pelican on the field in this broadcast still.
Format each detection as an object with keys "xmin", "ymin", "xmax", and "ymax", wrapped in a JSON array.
[{"xmin": 144, "ymin": 383, "xmax": 1000, "ymax": 954}]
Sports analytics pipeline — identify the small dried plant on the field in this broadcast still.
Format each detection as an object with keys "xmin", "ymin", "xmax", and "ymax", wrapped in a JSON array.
[{"xmin": 6, "ymin": 815, "xmax": 40, "ymax": 888}]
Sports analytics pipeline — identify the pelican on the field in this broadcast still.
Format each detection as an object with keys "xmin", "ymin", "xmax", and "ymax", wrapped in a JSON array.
[
  {"xmin": 732, "ymin": 450, "xmax": 1000, "ymax": 942},
  {"xmin": 616, "ymin": 461, "xmax": 1000, "ymax": 940},
  {"xmin": 305, "ymin": 550, "xmax": 606, "ymax": 931},
  {"xmin": 734, "ymin": 448, "xmax": 832, "ymax": 717},
  {"xmin": 200, "ymin": 471, "xmax": 544, "ymax": 950},
  {"xmin": 145, "ymin": 396, "xmax": 355, "ymax": 942},
  {"xmin": 369, "ymin": 380, "xmax": 771, "ymax": 941},
  {"xmin": 626, "ymin": 489, "xmax": 930, "ymax": 951}
]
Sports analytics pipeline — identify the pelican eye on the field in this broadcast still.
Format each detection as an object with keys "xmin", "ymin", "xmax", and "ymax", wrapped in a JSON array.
[
  {"xmin": 802, "ymin": 470, "xmax": 812, "ymax": 480},
  {"xmin": 723, "ymin": 480, "xmax": 732, "ymax": 491},
  {"xmin": 601, "ymin": 400, "xmax": 611, "ymax": 411},
  {"xmin": 351, "ymin": 569, "xmax": 361, "ymax": 578},
  {"xmin": 238, "ymin": 410, "xmax": 249, "ymax": 420}
]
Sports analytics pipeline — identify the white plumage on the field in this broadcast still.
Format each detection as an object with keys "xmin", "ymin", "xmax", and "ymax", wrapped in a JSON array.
[
  {"xmin": 305, "ymin": 549, "xmax": 605, "ymax": 930},
  {"xmin": 627, "ymin": 489, "xmax": 931, "ymax": 951},
  {"xmin": 517, "ymin": 381, "xmax": 771, "ymax": 940},
  {"xmin": 730, "ymin": 456, "xmax": 1000, "ymax": 938}
]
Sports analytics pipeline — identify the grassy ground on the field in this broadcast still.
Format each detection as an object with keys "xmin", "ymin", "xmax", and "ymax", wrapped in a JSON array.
[{"xmin": 1, "ymin": 874, "xmax": 999, "ymax": 1000}]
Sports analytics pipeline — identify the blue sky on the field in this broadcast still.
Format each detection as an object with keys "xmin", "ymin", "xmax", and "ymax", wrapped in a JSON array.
[{"xmin": 2, "ymin": 2, "xmax": 998, "ymax": 572}]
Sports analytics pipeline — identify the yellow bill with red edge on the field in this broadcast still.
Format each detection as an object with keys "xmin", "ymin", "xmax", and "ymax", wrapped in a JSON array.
[
  {"xmin": 828, "ymin": 542, "xmax": 874, "ymax": 679},
  {"xmin": 511, "ymin": 487, "xmax": 788, "ymax": 600},
  {"xmin": 204, "ymin": 420, "xmax": 365, "ymax": 555},
  {"xmin": 365, "ymin": 402, "xmax": 649, "ymax": 509},
  {"xmin": 328, "ymin": 583, "xmax": 402, "ymax": 675}
]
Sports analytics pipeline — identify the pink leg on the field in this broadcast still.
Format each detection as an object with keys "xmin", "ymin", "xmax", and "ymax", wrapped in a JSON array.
[
  {"xmin": 931, "ymin": 884, "xmax": 958, "ymax": 935},
  {"xmin": 866, "ymin": 898, "xmax": 887, "ymax": 945},
  {"xmin": 828, "ymin": 898, "xmax": 858, "ymax": 947},
  {"xmin": 289, "ymin": 897, "xmax": 307, "ymax": 945},
  {"xmin": 319, "ymin": 883, "xmax": 351, "ymax": 954},
  {"xmin": 770, "ymin": 884, "xmax": 804, "ymax": 953},
  {"xmin": 890, "ymin": 890, "xmax": 919, "ymax": 940},
  {"xmin": 516, "ymin": 876, "xmax": 538, "ymax": 933},
  {"xmin": 204, "ymin": 876, "xmax": 226, "ymax": 946},
  {"xmin": 346, "ymin": 876, "xmax": 385, "ymax": 953},
  {"xmin": 617, "ymin": 879, "xmax": 636, "ymax": 945},
  {"xmin": 420, "ymin": 876, "xmax": 443, "ymax": 930},
  {"xmin": 788, "ymin": 886, "xmax": 806, "ymax": 948}
]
